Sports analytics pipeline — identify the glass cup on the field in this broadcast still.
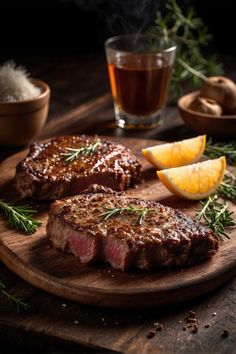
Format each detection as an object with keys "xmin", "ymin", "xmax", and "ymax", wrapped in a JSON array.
[{"xmin": 105, "ymin": 34, "xmax": 176, "ymax": 129}]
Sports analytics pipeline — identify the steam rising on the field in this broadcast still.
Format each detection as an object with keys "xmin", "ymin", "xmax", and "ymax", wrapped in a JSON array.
[{"xmin": 60, "ymin": 0, "xmax": 162, "ymax": 35}]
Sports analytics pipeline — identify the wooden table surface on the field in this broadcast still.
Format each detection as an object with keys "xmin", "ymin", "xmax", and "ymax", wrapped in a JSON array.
[{"xmin": 0, "ymin": 54, "xmax": 235, "ymax": 354}]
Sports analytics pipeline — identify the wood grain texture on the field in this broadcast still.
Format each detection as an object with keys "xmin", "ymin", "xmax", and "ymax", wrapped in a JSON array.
[
  {"xmin": 0, "ymin": 137, "xmax": 235, "ymax": 309},
  {"xmin": 0, "ymin": 54, "xmax": 236, "ymax": 354},
  {"xmin": 1, "ymin": 260, "xmax": 235, "ymax": 354}
]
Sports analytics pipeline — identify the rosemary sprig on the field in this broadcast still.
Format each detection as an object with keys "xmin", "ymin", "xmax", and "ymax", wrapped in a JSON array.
[
  {"xmin": 196, "ymin": 195, "xmax": 235, "ymax": 239},
  {"xmin": 101, "ymin": 204, "xmax": 149, "ymax": 225},
  {"xmin": 0, "ymin": 278, "xmax": 31, "ymax": 312},
  {"xmin": 205, "ymin": 138, "xmax": 236, "ymax": 166},
  {"xmin": 218, "ymin": 171, "xmax": 236, "ymax": 204},
  {"xmin": 61, "ymin": 140, "xmax": 101, "ymax": 162},
  {"xmin": 0, "ymin": 200, "xmax": 41, "ymax": 235},
  {"xmin": 148, "ymin": 0, "xmax": 223, "ymax": 97}
]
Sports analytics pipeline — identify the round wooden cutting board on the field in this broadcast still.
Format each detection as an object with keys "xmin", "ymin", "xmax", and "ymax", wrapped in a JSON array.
[{"xmin": 0, "ymin": 137, "xmax": 235, "ymax": 309}]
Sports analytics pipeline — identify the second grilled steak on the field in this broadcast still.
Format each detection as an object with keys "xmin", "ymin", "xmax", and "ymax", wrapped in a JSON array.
[
  {"xmin": 15, "ymin": 135, "xmax": 141, "ymax": 200},
  {"xmin": 47, "ymin": 185, "xmax": 219, "ymax": 271}
]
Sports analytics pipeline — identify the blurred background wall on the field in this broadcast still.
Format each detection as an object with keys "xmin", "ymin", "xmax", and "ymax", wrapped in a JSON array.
[{"xmin": 0, "ymin": 0, "xmax": 235, "ymax": 56}]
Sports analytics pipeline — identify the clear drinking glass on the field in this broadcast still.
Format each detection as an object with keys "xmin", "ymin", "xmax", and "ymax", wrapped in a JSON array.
[{"xmin": 105, "ymin": 34, "xmax": 176, "ymax": 129}]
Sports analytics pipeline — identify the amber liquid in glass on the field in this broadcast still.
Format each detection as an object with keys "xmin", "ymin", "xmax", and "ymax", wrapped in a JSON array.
[{"xmin": 108, "ymin": 55, "xmax": 172, "ymax": 118}]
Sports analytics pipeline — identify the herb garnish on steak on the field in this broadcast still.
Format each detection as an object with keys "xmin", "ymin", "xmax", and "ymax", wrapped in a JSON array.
[
  {"xmin": 101, "ymin": 204, "xmax": 149, "ymax": 225},
  {"xmin": 46, "ymin": 185, "xmax": 219, "ymax": 271},
  {"xmin": 14, "ymin": 135, "xmax": 141, "ymax": 200},
  {"xmin": 61, "ymin": 140, "xmax": 102, "ymax": 162}
]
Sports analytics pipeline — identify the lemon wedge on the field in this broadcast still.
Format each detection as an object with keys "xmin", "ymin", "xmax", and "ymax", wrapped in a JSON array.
[
  {"xmin": 142, "ymin": 135, "xmax": 206, "ymax": 169},
  {"xmin": 157, "ymin": 156, "xmax": 226, "ymax": 200}
]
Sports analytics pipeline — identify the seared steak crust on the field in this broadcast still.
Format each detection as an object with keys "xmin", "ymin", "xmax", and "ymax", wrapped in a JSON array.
[
  {"xmin": 15, "ymin": 136, "xmax": 141, "ymax": 200},
  {"xmin": 46, "ymin": 185, "xmax": 219, "ymax": 271}
]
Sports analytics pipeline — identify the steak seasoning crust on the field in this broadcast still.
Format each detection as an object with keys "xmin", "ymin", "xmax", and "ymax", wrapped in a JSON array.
[
  {"xmin": 46, "ymin": 185, "xmax": 219, "ymax": 271},
  {"xmin": 15, "ymin": 135, "xmax": 141, "ymax": 200}
]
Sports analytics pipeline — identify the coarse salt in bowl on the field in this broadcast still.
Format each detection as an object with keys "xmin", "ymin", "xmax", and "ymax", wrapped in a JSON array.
[{"xmin": 0, "ymin": 62, "xmax": 50, "ymax": 146}]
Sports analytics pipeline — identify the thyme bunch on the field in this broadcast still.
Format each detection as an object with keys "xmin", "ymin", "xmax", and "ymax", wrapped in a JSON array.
[
  {"xmin": 205, "ymin": 138, "xmax": 236, "ymax": 166},
  {"xmin": 196, "ymin": 195, "xmax": 235, "ymax": 239},
  {"xmin": 218, "ymin": 171, "xmax": 236, "ymax": 204},
  {"xmin": 196, "ymin": 170, "xmax": 236, "ymax": 238},
  {"xmin": 148, "ymin": 0, "xmax": 223, "ymax": 97}
]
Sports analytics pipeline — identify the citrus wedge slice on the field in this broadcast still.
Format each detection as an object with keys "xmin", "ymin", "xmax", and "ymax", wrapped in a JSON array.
[
  {"xmin": 142, "ymin": 135, "xmax": 206, "ymax": 169},
  {"xmin": 157, "ymin": 156, "xmax": 226, "ymax": 200}
]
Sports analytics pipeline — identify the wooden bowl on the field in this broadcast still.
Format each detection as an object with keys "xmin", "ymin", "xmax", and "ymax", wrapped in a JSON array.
[
  {"xmin": 0, "ymin": 79, "xmax": 50, "ymax": 147},
  {"xmin": 178, "ymin": 91, "xmax": 236, "ymax": 138}
]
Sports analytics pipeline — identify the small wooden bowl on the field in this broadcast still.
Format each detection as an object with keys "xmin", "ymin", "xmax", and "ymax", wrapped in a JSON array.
[
  {"xmin": 0, "ymin": 79, "xmax": 50, "ymax": 147},
  {"xmin": 178, "ymin": 91, "xmax": 236, "ymax": 138}
]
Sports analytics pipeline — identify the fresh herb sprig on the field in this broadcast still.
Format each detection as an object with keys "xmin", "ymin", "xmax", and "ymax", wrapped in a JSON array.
[
  {"xmin": 205, "ymin": 138, "xmax": 236, "ymax": 166},
  {"xmin": 218, "ymin": 171, "xmax": 236, "ymax": 204},
  {"xmin": 0, "ymin": 278, "xmax": 31, "ymax": 312},
  {"xmin": 196, "ymin": 195, "xmax": 235, "ymax": 239},
  {"xmin": 61, "ymin": 140, "xmax": 101, "ymax": 162},
  {"xmin": 101, "ymin": 205, "xmax": 149, "ymax": 225},
  {"xmin": 148, "ymin": 0, "xmax": 223, "ymax": 97},
  {"xmin": 0, "ymin": 200, "xmax": 41, "ymax": 235}
]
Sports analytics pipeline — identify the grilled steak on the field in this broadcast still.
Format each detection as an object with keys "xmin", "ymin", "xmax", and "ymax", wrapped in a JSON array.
[
  {"xmin": 46, "ymin": 185, "xmax": 219, "ymax": 271},
  {"xmin": 15, "ymin": 135, "xmax": 141, "ymax": 200}
]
